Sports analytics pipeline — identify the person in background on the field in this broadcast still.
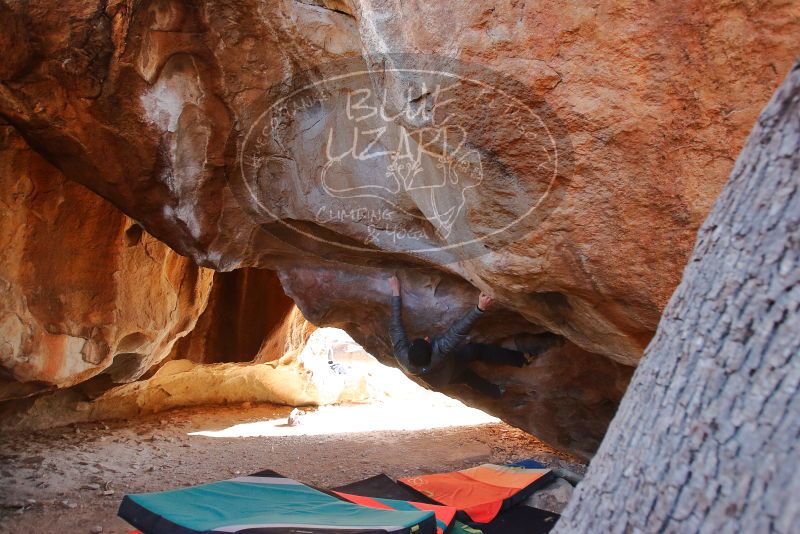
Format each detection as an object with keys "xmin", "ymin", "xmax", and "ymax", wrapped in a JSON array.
[{"xmin": 388, "ymin": 275, "xmax": 563, "ymax": 398}]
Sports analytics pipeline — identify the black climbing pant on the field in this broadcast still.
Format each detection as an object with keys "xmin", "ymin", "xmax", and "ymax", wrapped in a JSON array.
[
  {"xmin": 456, "ymin": 343, "xmax": 529, "ymax": 367},
  {"xmin": 424, "ymin": 333, "xmax": 564, "ymax": 398},
  {"xmin": 512, "ymin": 332, "xmax": 565, "ymax": 355},
  {"xmin": 462, "ymin": 369, "xmax": 506, "ymax": 398},
  {"xmin": 448, "ymin": 343, "xmax": 526, "ymax": 398}
]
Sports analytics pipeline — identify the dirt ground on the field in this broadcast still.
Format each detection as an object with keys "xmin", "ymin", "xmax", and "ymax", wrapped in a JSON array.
[{"xmin": 0, "ymin": 401, "xmax": 582, "ymax": 534}]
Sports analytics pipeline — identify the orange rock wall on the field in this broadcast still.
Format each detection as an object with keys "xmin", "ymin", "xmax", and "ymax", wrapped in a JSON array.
[{"xmin": 0, "ymin": 126, "xmax": 213, "ymax": 399}]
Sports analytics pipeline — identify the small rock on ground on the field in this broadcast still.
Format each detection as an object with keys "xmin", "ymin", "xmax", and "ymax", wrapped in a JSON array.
[{"xmin": 524, "ymin": 477, "xmax": 575, "ymax": 514}]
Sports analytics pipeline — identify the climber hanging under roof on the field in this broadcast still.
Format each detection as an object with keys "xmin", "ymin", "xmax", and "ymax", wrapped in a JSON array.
[{"xmin": 387, "ymin": 275, "xmax": 564, "ymax": 398}]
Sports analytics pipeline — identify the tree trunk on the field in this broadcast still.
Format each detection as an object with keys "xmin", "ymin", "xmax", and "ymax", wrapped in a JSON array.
[{"xmin": 555, "ymin": 62, "xmax": 800, "ymax": 533}]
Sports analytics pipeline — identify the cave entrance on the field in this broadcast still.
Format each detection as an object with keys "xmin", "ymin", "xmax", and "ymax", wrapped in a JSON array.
[
  {"xmin": 188, "ymin": 326, "xmax": 499, "ymax": 438},
  {"xmin": 0, "ymin": 268, "xmax": 586, "ymax": 533}
]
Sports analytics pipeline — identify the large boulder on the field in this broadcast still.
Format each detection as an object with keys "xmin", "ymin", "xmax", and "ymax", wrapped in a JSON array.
[
  {"xmin": 0, "ymin": 126, "xmax": 214, "ymax": 400},
  {"xmin": 1, "ymin": 0, "xmax": 798, "ymax": 454}
]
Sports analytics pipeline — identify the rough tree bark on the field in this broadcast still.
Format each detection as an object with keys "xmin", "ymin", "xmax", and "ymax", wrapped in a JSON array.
[{"xmin": 555, "ymin": 63, "xmax": 800, "ymax": 532}]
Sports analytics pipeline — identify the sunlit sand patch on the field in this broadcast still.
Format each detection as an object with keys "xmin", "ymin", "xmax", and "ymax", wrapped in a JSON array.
[
  {"xmin": 190, "ymin": 327, "xmax": 499, "ymax": 437},
  {"xmin": 189, "ymin": 400, "xmax": 499, "ymax": 438}
]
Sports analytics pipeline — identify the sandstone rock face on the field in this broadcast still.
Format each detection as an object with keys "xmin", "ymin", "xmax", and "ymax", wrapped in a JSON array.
[
  {"xmin": 0, "ymin": 355, "xmax": 368, "ymax": 432},
  {"xmin": 0, "ymin": 124, "xmax": 298, "ymax": 400},
  {"xmin": 254, "ymin": 306, "xmax": 319, "ymax": 364},
  {"xmin": 0, "ymin": 126, "xmax": 214, "ymax": 400},
  {"xmin": 0, "ymin": 327, "xmax": 436, "ymax": 433},
  {"xmin": 525, "ymin": 477, "xmax": 575, "ymax": 515},
  {"xmin": 457, "ymin": 342, "xmax": 634, "ymax": 459},
  {"xmin": 1, "ymin": 0, "xmax": 798, "ymax": 454},
  {"xmin": 169, "ymin": 268, "xmax": 295, "ymax": 364},
  {"xmin": 1, "ymin": 0, "xmax": 795, "ymax": 361},
  {"xmin": 0, "ymin": 2, "xmax": 30, "ymax": 80}
]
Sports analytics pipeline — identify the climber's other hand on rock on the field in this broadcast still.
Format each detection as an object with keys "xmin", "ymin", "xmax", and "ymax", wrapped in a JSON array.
[{"xmin": 478, "ymin": 292, "xmax": 494, "ymax": 311}]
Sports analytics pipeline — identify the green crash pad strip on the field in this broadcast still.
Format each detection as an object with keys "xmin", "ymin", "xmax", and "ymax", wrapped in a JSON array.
[{"xmin": 119, "ymin": 471, "xmax": 436, "ymax": 534}]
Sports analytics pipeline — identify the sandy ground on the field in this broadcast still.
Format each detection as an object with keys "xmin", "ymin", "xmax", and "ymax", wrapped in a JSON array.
[{"xmin": 0, "ymin": 401, "xmax": 582, "ymax": 533}]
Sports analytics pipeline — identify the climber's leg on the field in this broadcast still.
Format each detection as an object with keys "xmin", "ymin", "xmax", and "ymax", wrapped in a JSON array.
[
  {"xmin": 460, "ymin": 343, "xmax": 529, "ymax": 367},
  {"xmin": 461, "ymin": 369, "xmax": 505, "ymax": 398},
  {"xmin": 513, "ymin": 332, "xmax": 565, "ymax": 356}
]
